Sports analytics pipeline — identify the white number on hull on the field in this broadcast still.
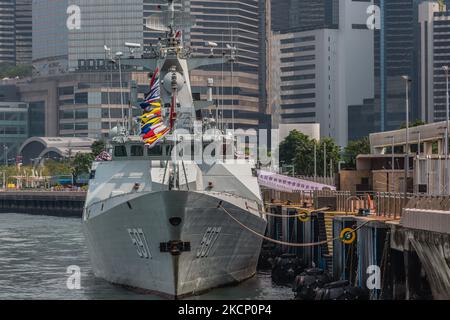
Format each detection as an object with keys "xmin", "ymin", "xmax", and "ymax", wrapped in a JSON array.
[
  {"xmin": 196, "ymin": 227, "xmax": 221, "ymax": 258},
  {"xmin": 127, "ymin": 228, "xmax": 152, "ymax": 259}
]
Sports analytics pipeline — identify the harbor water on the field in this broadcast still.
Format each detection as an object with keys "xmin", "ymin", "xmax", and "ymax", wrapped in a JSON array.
[{"xmin": 0, "ymin": 213, "xmax": 292, "ymax": 300}]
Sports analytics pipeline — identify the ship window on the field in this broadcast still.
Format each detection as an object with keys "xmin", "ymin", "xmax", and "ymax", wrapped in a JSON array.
[
  {"xmin": 147, "ymin": 145, "xmax": 163, "ymax": 156},
  {"xmin": 131, "ymin": 145, "xmax": 144, "ymax": 157},
  {"xmin": 114, "ymin": 146, "xmax": 127, "ymax": 157}
]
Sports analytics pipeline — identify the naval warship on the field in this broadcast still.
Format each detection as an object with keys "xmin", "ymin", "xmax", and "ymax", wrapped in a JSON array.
[{"xmin": 82, "ymin": 0, "xmax": 267, "ymax": 298}]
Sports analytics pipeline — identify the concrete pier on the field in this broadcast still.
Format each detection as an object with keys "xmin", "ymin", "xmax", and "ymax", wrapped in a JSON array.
[
  {"xmin": 264, "ymin": 190, "xmax": 450, "ymax": 300},
  {"xmin": 0, "ymin": 191, "xmax": 86, "ymax": 218}
]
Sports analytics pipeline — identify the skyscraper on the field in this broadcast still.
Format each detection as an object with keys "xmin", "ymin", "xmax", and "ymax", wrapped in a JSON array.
[
  {"xmin": 271, "ymin": 0, "xmax": 339, "ymax": 32},
  {"xmin": 24, "ymin": 0, "xmax": 265, "ymax": 140},
  {"xmin": 272, "ymin": 0, "xmax": 374, "ymax": 147},
  {"xmin": 0, "ymin": 0, "xmax": 32, "ymax": 66},
  {"xmin": 143, "ymin": 0, "xmax": 263, "ymax": 131},
  {"xmin": 188, "ymin": 0, "xmax": 261, "ymax": 130},
  {"xmin": 32, "ymin": 0, "xmax": 71, "ymax": 75},
  {"xmin": 419, "ymin": 1, "xmax": 450, "ymax": 123},
  {"xmin": 374, "ymin": 0, "xmax": 420, "ymax": 132},
  {"xmin": 69, "ymin": 0, "xmax": 143, "ymax": 72},
  {"xmin": 33, "ymin": 0, "xmax": 143, "ymax": 75},
  {"xmin": 14, "ymin": 0, "xmax": 32, "ymax": 65},
  {"xmin": 0, "ymin": 0, "xmax": 16, "ymax": 64}
]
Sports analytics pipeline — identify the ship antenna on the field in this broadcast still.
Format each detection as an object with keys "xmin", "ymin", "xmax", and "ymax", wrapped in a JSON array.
[{"xmin": 168, "ymin": 0, "xmax": 175, "ymax": 29}]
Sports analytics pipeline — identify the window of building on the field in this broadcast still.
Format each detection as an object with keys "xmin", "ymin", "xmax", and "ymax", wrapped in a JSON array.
[
  {"xmin": 114, "ymin": 146, "xmax": 127, "ymax": 157},
  {"xmin": 131, "ymin": 145, "xmax": 144, "ymax": 157},
  {"xmin": 147, "ymin": 145, "xmax": 163, "ymax": 156}
]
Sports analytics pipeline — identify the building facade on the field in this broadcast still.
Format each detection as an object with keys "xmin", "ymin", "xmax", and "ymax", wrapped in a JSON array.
[
  {"xmin": 32, "ymin": 0, "xmax": 70, "ymax": 75},
  {"xmin": 33, "ymin": 0, "xmax": 144, "ymax": 75},
  {"xmin": 271, "ymin": 0, "xmax": 340, "ymax": 32},
  {"xmin": 419, "ymin": 1, "xmax": 450, "ymax": 123},
  {"xmin": 143, "ymin": 0, "xmax": 265, "ymax": 131},
  {"xmin": 30, "ymin": 0, "xmax": 265, "ymax": 135},
  {"xmin": 374, "ymin": 0, "xmax": 420, "ymax": 132},
  {"xmin": 16, "ymin": 71, "xmax": 149, "ymax": 139},
  {"xmin": 187, "ymin": 0, "xmax": 263, "ymax": 131},
  {"xmin": 14, "ymin": 0, "xmax": 32, "ymax": 65},
  {"xmin": 0, "ymin": 0, "xmax": 16, "ymax": 65},
  {"xmin": 272, "ymin": 0, "xmax": 374, "ymax": 147},
  {"xmin": 0, "ymin": 0, "xmax": 32, "ymax": 66},
  {"xmin": 0, "ymin": 102, "xmax": 29, "ymax": 164},
  {"xmin": 274, "ymin": 29, "xmax": 336, "ymax": 131}
]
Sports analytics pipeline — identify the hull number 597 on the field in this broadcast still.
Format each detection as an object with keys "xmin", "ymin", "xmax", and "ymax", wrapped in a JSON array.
[
  {"xmin": 197, "ymin": 227, "xmax": 221, "ymax": 258},
  {"xmin": 127, "ymin": 228, "xmax": 152, "ymax": 259}
]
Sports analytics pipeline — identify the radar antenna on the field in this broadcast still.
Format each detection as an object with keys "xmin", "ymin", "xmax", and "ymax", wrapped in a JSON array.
[{"xmin": 145, "ymin": 0, "xmax": 193, "ymax": 32}]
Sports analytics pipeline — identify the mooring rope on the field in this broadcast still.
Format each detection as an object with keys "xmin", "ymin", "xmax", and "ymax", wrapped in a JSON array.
[
  {"xmin": 260, "ymin": 207, "xmax": 329, "ymax": 219},
  {"xmin": 218, "ymin": 202, "xmax": 372, "ymax": 248}
]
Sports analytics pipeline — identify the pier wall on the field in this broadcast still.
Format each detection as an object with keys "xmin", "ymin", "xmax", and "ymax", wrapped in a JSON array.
[
  {"xmin": 391, "ymin": 218, "xmax": 450, "ymax": 300},
  {"xmin": 0, "ymin": 191, "xmax": 86, "ymax": 218},
  {"xmin": 264, "ymin": 191, "xmax": 450, "ymax": 300}
]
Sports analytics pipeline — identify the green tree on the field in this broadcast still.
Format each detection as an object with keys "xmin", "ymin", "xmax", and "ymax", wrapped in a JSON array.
[
  {"xmin": 42, "ymin": 160, "xmax": 72, "ymax": 177},
  {"xmin": 279, "ymin": 131, "xmax": 341, "ymax": 176},
  {"xmin": 91, "ymin": 140, "xmax": 106, "ymax": 156},
  {"xmin": 316, "ymin": 137, "xmax": 341, "ymax": 176},
  {"xmin": 72, "ymin": 153, "xmax": 94, "ymax": 179},
  {"xmin": 0, "ymin": 63, "xmax": 32, "ymax": 78},
  {"xmin": 399, "ymin": 119, "xmax": 426, "ymax": 129},
  {"xmin": 343, "ymin": 137, "xmax": 371, "ymax": 169},
  {"xmin": 279, "ymin": 130, "xmax": 315, "ymax": 176}
]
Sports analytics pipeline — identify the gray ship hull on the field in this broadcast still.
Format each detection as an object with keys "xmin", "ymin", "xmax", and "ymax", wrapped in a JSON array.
[{"xmin": 82, "ymin": 190, "xmax": 267, "ymax": 298}]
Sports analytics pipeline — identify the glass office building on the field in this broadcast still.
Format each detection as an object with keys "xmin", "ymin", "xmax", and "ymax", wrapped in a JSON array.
[
  {"xmin": 374, "ymin": 0, "xmax": 420, "ymax": 132},
  {"xmin": 68, "ymin": 0, "xmax": 143, "ymax": 71},
  {"xmin": 144, "ymin": 0, "xmax": 263, "ymax": 130},
  {"xmin": 14, "ymin": 0, "xmax": 32, "ymax": 65},
  {"xmin": 0, "ymin": 102, "xmax": 29, "ymax": 164},
  {"xmin": 271, "ymin": 0, "xmax": 339, "ymax": 32},
  {"xmin": 188, "ymin": 0, "xmax": 262, "ymax": 130},
  {"xmin": 32, "ymin": 0, "xmax": 143, "ymax": 74},
  {"xmin": 0, "ymin": 0, "xmax": 16, "ymax": 64}
]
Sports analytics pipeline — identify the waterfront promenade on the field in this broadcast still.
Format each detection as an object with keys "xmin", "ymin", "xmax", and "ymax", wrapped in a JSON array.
[{"xmin": 0, "ymin": 190, "xmax": 86, "ymax": 217}]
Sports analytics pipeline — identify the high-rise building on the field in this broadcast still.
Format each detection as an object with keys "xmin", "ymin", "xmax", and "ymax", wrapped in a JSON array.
[
  {"xmin": 0, "ymin": 0, "xmax": 16, "ymax": 64},
  {"xmin": 0, "ymin": 102, "xmax": 29, "ymax": 164},
  {"xmin": 274, "ymin": 29, "xmax": 334, "ymax": 129},
  {"xmin": 0, "ymin": 0, "xmax": 32, "ymax": 66},
  {"xmin": 31, "ymin": 0, "xmax": 264, "ymax": 132},
  {"xmin": 68, "ymin": 0, "xmax": 143, "ymax": 72},
  {"xmin": 374, "ymin": 0, "xmax": 420, "ymax": 132},
  {"xmin": 419, "ymin": 1, "xmax": 450, "ymax": 123},
  {"xmin": 32, "ymin": 0, "xmax": 71, "ymax": 75},
  {"xmin": 25, "ymin": 0, "xmax": 266, "ymax": 141},
  {"xmin": 272, "ymin": 0, "xmax": 374, "ymax": 147},
  {"xmin": 14, "ymin": 0, "xmax": 32, "ymax": 65},
  {"xmin": 188, "ymin": 0, "xmax": 262, "ymax": 130},
  {"xmin": 33, "ymin": 0, "xmax": 144, "ymax": 75},
  {"xmin": 16, "ymin": 71, "xmax": 149, "ymax": 139},
  {"xmin": 143, "ymin": 0, "xmax": 264, "ymax": 131},
  {"xmin": 271, "ymin": 0, "xmax": 339, "ymax": 32}
]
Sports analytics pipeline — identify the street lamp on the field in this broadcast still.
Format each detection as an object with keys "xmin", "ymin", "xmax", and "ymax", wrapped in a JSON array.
[
  {"xmin": 226, "ymin": 41, "xmax": 237, "ymax": 133},
  {"xmin": 104, "ymin": 45, "xmax": 113, "ymax": 130},
  {"xmin": 402, "ymin": 75, "xmax": 412, "ymax": 198},
  {"xmin": 3, "ymin": 144, "xmax": 8, "ymax": 166},
  {"xmin": 387, "ymin": 135, "xmax": 395, "ymax": 192},
  {"xmin": 442, "ymin": 65, "xmax": 449, "ymax": 195},
  {"xmin": 115, "ymin": 51, "xmax": 125, "ymax": 129},
  {"xmin": 314, "ymin": 143, "xmax": 317, "ymax": 181}
]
